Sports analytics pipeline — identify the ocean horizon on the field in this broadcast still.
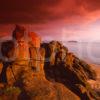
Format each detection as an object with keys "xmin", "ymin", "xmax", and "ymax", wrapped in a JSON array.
[
  {"xmin": 0, "ymin": 39, "xmax": 100, "ymax": 66},
  {"xmin": 63, "ymin": 42, "xmax": 100, "ymax": 66}
]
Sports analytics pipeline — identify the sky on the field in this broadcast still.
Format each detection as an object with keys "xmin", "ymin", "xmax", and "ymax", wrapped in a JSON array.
[{"xmin": 0, "ymin": 0, "xmax": 100, "ymax": 42}]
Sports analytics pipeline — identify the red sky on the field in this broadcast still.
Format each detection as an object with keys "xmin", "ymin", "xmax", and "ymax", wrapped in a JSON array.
[{"xmin": 0, "ymin": 0, "xmax": 100, "ymax": 42}]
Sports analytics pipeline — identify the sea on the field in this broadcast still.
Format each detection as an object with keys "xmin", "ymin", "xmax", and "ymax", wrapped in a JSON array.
[{"xmin": 64, "ymin": 42, "xmax": 100, "ymax": 66}]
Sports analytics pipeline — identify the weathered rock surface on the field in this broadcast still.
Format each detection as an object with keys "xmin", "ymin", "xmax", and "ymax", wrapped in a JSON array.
[
  {"xmin": 42, "ymin": 41, "xmax": 99, "ymax": 100},
  {"xmin": 0, "ymin": 41, "xmax": 99, "ymax": 100}
]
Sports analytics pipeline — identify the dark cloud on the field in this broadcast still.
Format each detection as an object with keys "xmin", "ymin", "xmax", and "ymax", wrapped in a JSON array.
[
  {"xmin": 83, "ymin": 0, "xmax": 100, "ymax": 11},
  {"xmin": 0, "ymin": 0, "xmax": 62, "ymax": 23},
  {"xmin": 0, "ymin": 0, "xmax": 100, "ymax": 24}
]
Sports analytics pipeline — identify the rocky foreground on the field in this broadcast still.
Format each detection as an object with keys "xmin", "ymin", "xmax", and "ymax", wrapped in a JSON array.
[{"xmin": 0, "ymin": 41, "xmax": 100, "ymax": 100}]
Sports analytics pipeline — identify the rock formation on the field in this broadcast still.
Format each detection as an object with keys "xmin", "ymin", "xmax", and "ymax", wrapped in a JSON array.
[
  {"xmin": 0, "ymin": 40, "xmax": 99, "ymax": 100},
  {"xmin": 42, "ymin": 41, "xmax": 98, "ymax": 100}
]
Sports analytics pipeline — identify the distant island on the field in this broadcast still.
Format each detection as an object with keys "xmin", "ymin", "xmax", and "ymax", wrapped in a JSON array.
[{"xmin": 67, "ymin": 40, "xmax": 78, "ymax": 43}]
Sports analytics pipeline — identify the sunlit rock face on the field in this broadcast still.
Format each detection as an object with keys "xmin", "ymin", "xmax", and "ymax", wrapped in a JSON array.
[
  {"xmin": 0, "ymin": 44, "xmax": 80, "ymax": 100},
  {"xmin": 0, "ymin": 40, "xmax": 99, "ymax": 100},
  {"xmin": 28, "ymin": 32, "xmax": 41, "ymax": 48}
]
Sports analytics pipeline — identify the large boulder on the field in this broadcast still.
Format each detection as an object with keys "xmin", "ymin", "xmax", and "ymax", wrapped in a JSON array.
[
  {"xmin": 43, "ymin": 41, "xmax": 98, "ymax": 100},
  {"xmin": 3, "ymin": 47, "xmax": 46, "ymax": 86}
]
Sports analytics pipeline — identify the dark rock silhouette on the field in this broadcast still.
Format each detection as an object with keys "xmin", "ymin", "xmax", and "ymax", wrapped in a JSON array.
[{"xmin": 0, "ymin": 40, "xmax": 15, "ymax": 83}]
